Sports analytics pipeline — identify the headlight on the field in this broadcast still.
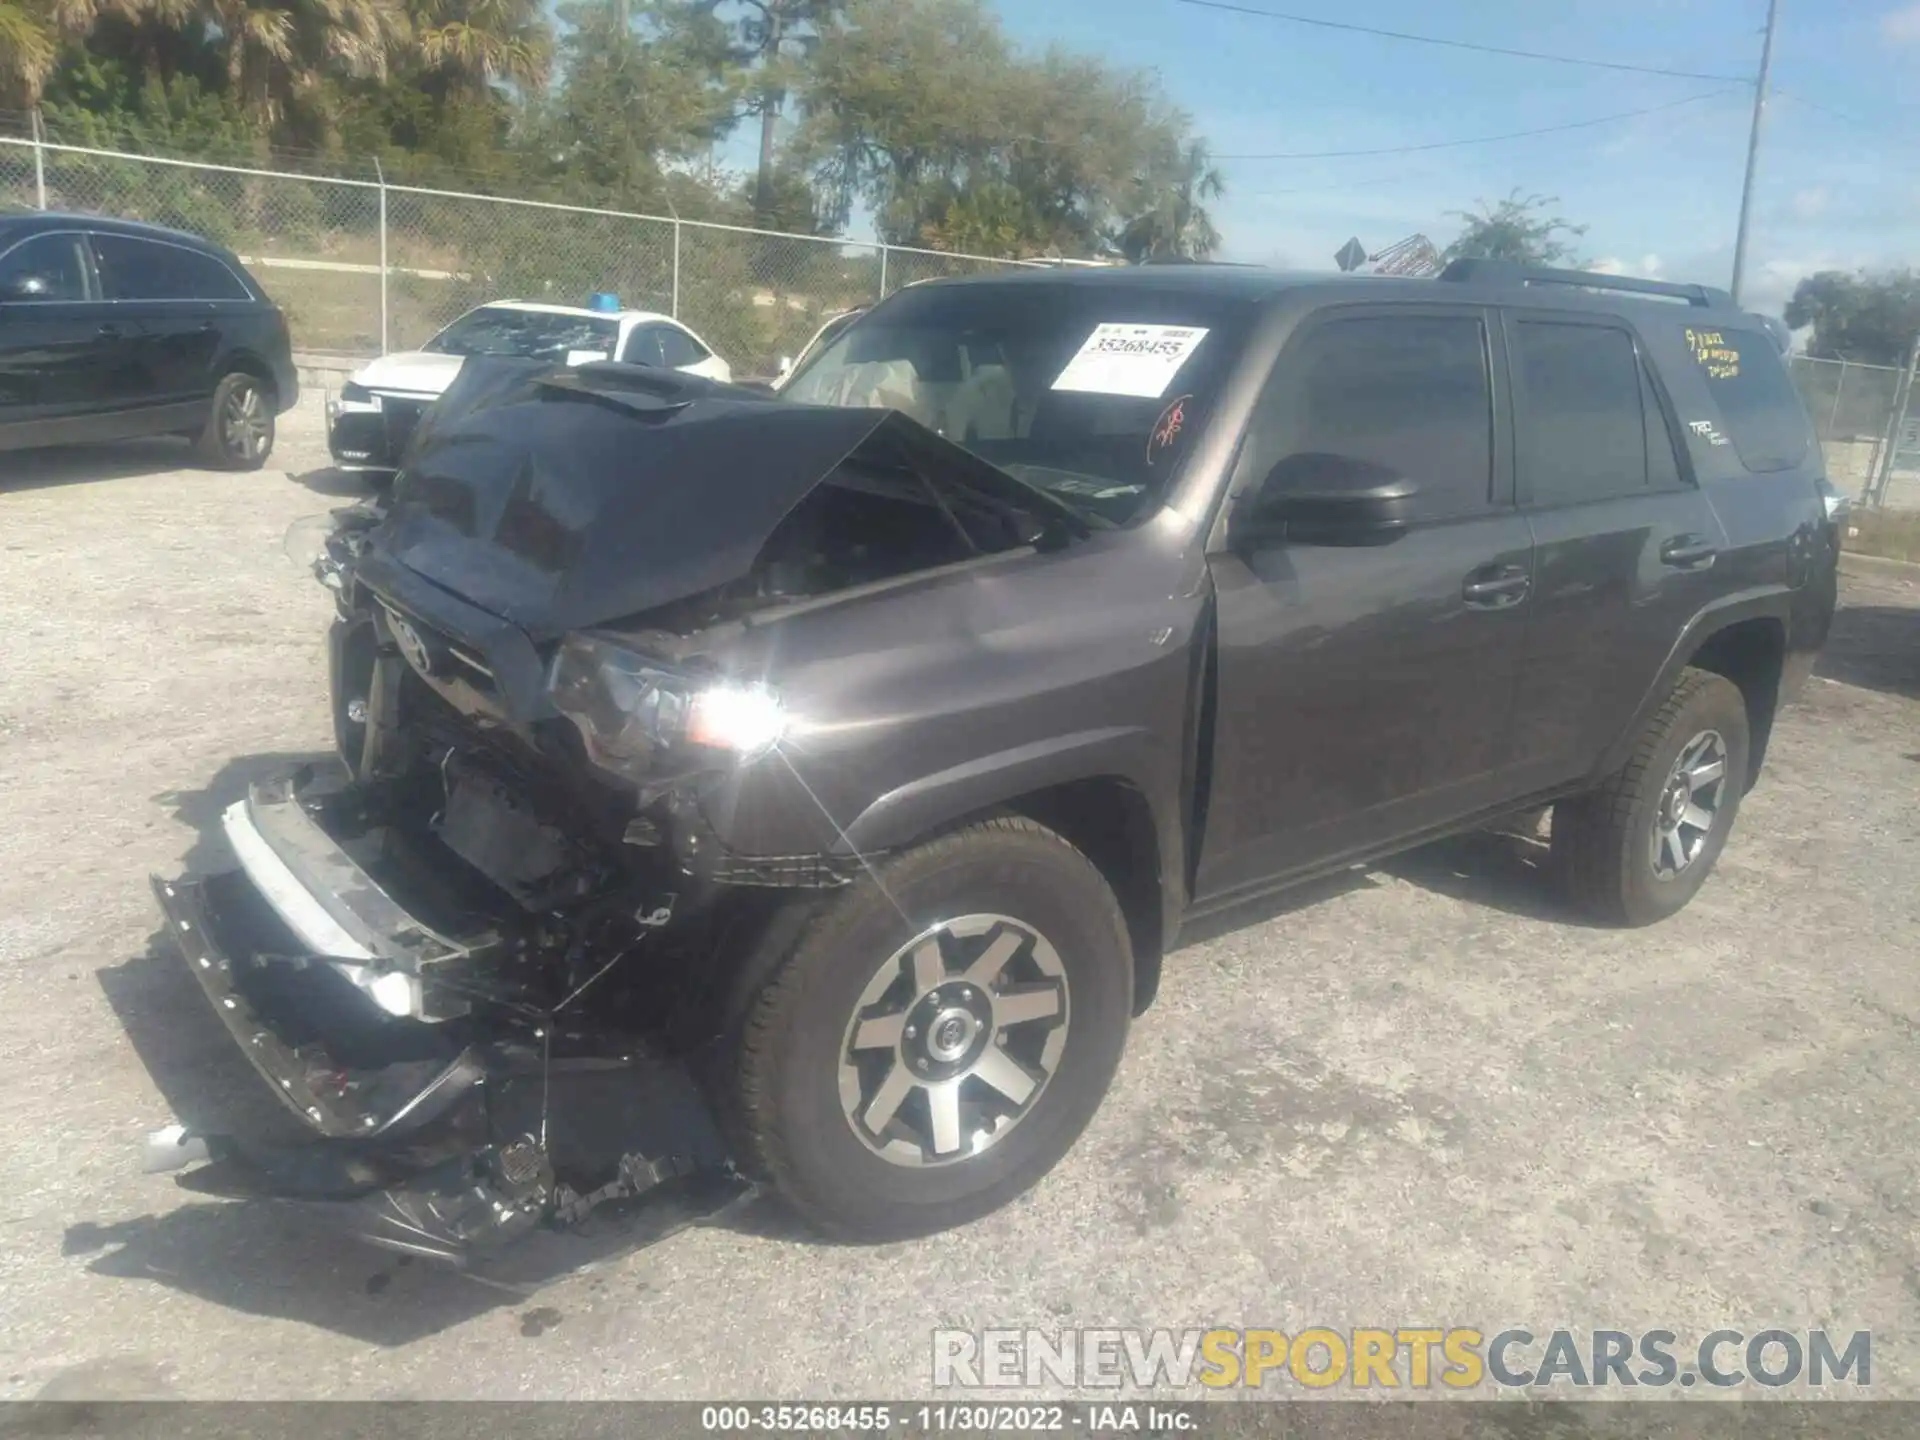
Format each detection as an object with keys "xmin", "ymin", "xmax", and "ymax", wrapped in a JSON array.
[{"xmin": 548, "ymin": 633, "xmax": 786, "ymax": 779}]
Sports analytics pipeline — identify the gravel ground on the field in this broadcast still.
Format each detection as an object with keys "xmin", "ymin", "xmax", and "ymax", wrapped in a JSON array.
[{"xmin": 2, "ymin": 407, "xmax": 1919, "ymax": 1403}]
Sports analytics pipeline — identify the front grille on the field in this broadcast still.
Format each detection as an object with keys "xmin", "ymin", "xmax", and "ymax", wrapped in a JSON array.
[{"xmin": 377, "ymin": 597, "xmax": 497, "ymax": 696}]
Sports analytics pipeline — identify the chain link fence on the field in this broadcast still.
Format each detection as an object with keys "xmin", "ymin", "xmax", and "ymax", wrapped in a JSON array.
[
  {"xmin": 1788, "ymin": 355, "xmax": 1917, "ymax": 509},
  {"xmin": 1, "ymin": 118, "xmax": 1090, "ymax": 378}
]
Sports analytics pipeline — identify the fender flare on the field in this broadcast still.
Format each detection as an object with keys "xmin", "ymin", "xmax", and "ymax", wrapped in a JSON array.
[
  {"xmin": 1593, "ymin": 585, "xmax": 1794, "ymax": 781},
  {"xmin": 836, "ymin": 726, "xmax": 1186, "ymax": 953}
]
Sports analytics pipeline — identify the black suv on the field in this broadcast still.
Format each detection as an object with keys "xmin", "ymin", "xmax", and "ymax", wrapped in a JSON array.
[
  {"xmin": 145, "ymin": 261, "xmax": 1838, "ymax": 1256},
  {"xmin": 0, "ymin": 213, "xmax": 297, "ymax": 468}
]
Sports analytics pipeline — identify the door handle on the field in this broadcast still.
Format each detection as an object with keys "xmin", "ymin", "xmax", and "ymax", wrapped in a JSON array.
[
  {"xmin": 96, "ymin": 323, "xmax": 126, "ymax": 339},
  {"xmin": 1660, "ymin": 535, "xmax": 1717, "ymax": 570},
  {"xmin": 1462, "ymin": 565, "xmax": 1531, "ymax": 608}
]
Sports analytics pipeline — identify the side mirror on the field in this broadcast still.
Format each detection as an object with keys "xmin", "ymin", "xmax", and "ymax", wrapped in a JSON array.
[
  {"xmin": 1235, "ymin": 452, "xmax": 1416, "ymax": 549},
  {"xmin": 777, "ymin": 355, "xmax": 795, "ymax": 376}
]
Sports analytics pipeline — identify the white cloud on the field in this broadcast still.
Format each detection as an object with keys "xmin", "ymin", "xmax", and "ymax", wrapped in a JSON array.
[
  {"xmin": 1883, "ymin": 3, "xmax": 1920, "ymax": 42},
  {"xmin": 1789, "ymin": 187, "xmax": 1830, "ymax": 220},
  {"xmin": 1588, "ymin": 254, "xmax": 1665, "ymax": 279}
]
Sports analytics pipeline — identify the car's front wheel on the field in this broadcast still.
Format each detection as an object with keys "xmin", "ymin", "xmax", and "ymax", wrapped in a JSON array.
[
  {"xmin": 728, "ymin": 816, "xmax": 1134, "ymax": 1241},
  {"xmin": 197, "ymin": 372, "xmax": 275, "ymax": 470}
]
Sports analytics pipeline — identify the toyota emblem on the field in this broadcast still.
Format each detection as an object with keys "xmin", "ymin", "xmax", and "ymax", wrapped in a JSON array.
[{"xmin": 390, "ymin": 614, "xmax": 433, "ymax": 676}]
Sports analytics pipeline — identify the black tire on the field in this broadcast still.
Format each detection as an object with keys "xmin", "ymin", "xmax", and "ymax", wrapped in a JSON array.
[
  {"xmin": 1552, "ymin": 668, "xmax": 1750, "ymax": 927},
  {"xmin": 196, "ymin": 372, "xmax": 275, "ymax": 470},
  {"xmin": 728, "ymin": 816, "xmax": 1133, "ymax": 1241}
]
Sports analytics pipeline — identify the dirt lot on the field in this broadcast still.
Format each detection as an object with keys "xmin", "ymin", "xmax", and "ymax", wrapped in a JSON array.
[{"xmin": 3, "ymin": 409, "xmax": 1919, "ymax": 1401}]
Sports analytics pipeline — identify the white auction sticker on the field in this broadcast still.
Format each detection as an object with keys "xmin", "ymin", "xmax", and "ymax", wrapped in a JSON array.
[{"xmin": 1050, "ymin": 323, "xmax": 1211, "ymax": 399}]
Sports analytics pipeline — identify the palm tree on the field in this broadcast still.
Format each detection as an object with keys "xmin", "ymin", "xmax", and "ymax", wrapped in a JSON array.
[
  {"xmin": 0, "ymin": 0, "xmax": 129, "ymax": 107},
  {"xmin": 204, "ymin": 0, "xmax": 399, "ymax": 127},
  {"xmin": 1119, "ymin": 138, "xmax": 1224, "ymax": 263},
  {"xmin": 0, "ymin": 0, "xmax": 59, "ymax": 106},
  {"xmin": 410, "ymin": 0, "xmax": 551, "ymax": 96}
]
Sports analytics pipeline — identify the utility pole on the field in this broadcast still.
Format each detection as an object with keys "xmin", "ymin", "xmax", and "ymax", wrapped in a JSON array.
[{"xmin": 1729, "ymin": 0, "xmax": 1780, "ymax": 308}]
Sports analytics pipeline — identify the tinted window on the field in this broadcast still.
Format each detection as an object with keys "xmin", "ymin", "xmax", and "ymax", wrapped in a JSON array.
[
  {"xmin": 656, "ymin": 325, "xmax": 709, "ymax": 367},
  {"xmin": 93, "ymin": 234, "xmax": 249, "ymax": 301},
  {"xmin": 782, "ymin": 283, "xmax": 1253, "ymax": 525},
  {"xmin": 623, "ymin": 326, "xmax": 667, "ymax": 367},
  {"xmin": 1642, "ymin": 364, "xmax": 1683, "ymax": 490},
  {"xmin": 1513, "ymin": 321, "xmax": 1648, "ymax": 506},
  {"xmin": 1249, "ymin": 314, "xmax": 1494, "ymax": 522},
  {"xmin": 0, "ymin": 233, "xmax": 89, "ymax": 301},
  {"xmin": 426, "ymin": 307, "xmax": 619, "ymax": 361},
  {"xmin": 1679, "ymin": 324, "xmax": 1809, "ymax": 473}
]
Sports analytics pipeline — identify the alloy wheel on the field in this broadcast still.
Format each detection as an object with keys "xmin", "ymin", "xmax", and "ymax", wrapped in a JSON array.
[
  {"xmin": 1650, "ymin": 729, "xmax": 1729, "ymax": 880},
  {"xmin": 222, "ymin": 381, "xmax": 270, "ymax": 462},
  {"xmin": 837, "ymin": 914, "xmax": 1070, "ymax": 1168}
]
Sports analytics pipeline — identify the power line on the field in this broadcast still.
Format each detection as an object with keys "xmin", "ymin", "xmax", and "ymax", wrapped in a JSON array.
[
  {"xmin": 1166, "ymin": 0, "xmax": 1751, "ymax": 83},
  {"xmin": 1215, "ymin": 89, "xmax": 1737, "ymax": 160}
]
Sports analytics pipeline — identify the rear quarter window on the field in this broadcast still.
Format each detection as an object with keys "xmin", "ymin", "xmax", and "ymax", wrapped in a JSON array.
[{"xmin": 1671, "ymin": 323, "xmax": 1812, "ymax": 474}]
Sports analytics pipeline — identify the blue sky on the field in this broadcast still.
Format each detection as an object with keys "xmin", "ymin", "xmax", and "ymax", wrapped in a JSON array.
[{"xmin": 984, "ymin": 0, "xmax": 1915, "ymax": 316}]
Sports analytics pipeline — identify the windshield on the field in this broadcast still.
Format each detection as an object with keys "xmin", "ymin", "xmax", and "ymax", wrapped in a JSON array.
[
  {"xmin": 426, "ymin": 307, "xmax": 620, "ymax": 361},
  {"xmin": 780, "ymin": 281, "xmax": 1251, "ymax": 524}
]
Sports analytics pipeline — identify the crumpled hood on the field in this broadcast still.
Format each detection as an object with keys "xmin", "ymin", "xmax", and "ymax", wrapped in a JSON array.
[
  {"xmin": 352, "ymin": 350, "xmax": 467, "ymax": 396},
  {"xmin": 369, "ymin": 357, "xmax": 909, "ymax": 641}
]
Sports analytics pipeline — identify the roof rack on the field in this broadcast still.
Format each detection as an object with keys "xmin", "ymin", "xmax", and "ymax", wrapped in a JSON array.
[{"xmin": 1437, "ymin": 258, "xmax": 1732, "ymax": 309}]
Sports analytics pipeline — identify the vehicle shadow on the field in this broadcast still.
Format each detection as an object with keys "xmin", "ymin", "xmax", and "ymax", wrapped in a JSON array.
[
  {"xmin": 1815, "ymin": 603, "xmax": 1920, "ymax": 699},
  {"xmin": 289, "ymin": 464, "xmax": 383, "ymax": 498},
  {"xmin": 0, "ymin": 437, "xmax": 205, "ymax": 493},
  {"xmin": 1170, "ymin": 868, "xmax": 1382, "ymax": 952},
  {"xmin": 1378, "ymin": 823, "xmax": 1587, "ymax": 926},
  {"xmin": 1171, "ymin": 811, "xmax": 1580, "ymax": 943}
]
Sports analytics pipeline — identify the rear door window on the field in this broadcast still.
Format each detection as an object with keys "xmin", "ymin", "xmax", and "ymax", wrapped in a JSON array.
[
  {"xmin": 656, "ymin": 325, "xmax": 710, "ymax": 366},
  {"xmin": 93, "ymin": 234, "xmax": 250, "ymax": 301},
  {"xmin": 1510, "ymin": 319, "xmax": 1651, "ymax": 506},
  {"xmin": 623, "ymin": 326, "xmax": 667, "ymax": 367},
  {"xmin": 1674, "ymin": 324, "xmax": 1810, "ymax": 473}
]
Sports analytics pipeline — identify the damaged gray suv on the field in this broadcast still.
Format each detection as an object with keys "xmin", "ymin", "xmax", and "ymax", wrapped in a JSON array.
[{"xmin": 147, "ymin": 261, "xmax": 1839, "ymax": 1258}]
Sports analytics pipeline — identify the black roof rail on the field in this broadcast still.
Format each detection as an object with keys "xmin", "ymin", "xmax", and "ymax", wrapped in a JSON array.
[{"xmin": 1438, "ymin": 258, "xmax": 1732, "ymax": 309}]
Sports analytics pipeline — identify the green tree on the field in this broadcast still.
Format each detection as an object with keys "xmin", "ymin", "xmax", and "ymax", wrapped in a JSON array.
[
  {"xmin": 1784, "ymin": 270, "xmax": 1920, "ymax": 367},
  {"xmin": 709, "ymin": 0, "xmax": 837, "ymax": 221},
  {"xmin": 199, "ymin": 0, "xmax": 401, "ymax": 135},
  {"xmin": 1118, "ymin": 137, "xmax": 1224, "ymax": 262},
  {"xmin": 793, "ymin": 0, "xmax": 1209, "ymax": 258},
  {"xmin": 793, "ymin": 0, "xmax": 1012, "ymax": 241},
  {"xmin": 0, "ymin": 0, "xmax": 60, "ymax": 105},
  {"xmin": 531, "ymin": 0, "xmax": 736, "ymax": 209},
  {"xmin": 410, "ymin": 0, "xmax": 551, "ymax": 97},
  {"xmin": 1442, "ymin": 189, "xmax": 1585, "ymax": 266}
]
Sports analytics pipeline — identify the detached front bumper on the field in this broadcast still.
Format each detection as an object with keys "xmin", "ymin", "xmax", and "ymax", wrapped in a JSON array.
[{"xmin": 143, "ymin": 772, "xmax": 736, "ymax": 1264}]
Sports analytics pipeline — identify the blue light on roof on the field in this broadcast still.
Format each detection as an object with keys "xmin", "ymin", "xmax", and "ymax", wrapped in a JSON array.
[{"xmin": 588, "ymin": 292, "xmax": 620, "ymax": 313}]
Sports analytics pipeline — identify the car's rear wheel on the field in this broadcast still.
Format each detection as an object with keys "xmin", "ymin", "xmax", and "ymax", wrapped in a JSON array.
[
  {"xmin": 197, "ymin": 372, "xmax": 275, "ymax": 470},
  {"xmin": 727, "ymin": 816, "xmax": 1133, "ymax": 1241},
  {"xmin": 1552, "ymin": 667, "xmax": 1749, "ymax": 927}
]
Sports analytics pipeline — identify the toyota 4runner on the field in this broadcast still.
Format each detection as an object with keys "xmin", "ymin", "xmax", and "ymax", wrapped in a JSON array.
[{"xmin": 145, "ymin": 260, "xmax": 1840, "ymax": 1258}]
